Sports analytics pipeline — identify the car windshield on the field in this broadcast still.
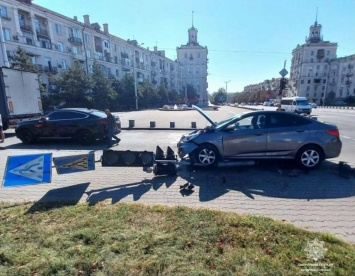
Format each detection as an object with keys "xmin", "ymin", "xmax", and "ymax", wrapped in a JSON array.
[
  {"xmin": 296, "ymin": 100, "xmax": 310, "ymax": 106},
  {"xmin": 215, "ymin": 113, "xmax": 242, "ymax": 131}
]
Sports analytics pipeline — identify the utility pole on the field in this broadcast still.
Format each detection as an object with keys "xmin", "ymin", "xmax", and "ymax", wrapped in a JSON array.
[{"xmin": 224, "ymin": 80, "xmax": 231, "ymax": 103}]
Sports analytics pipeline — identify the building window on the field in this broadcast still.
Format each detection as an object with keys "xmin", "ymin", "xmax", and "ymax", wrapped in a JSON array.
[
  {"xmin": 311, "ymin": 51, "xmax": 314, "ymax": 56},
  {"xmin": 116, "ymin": 69, "xmax": 119, "ymax": 77},
  {"xmin": 104, "ymin": 40, "xmax": 110, "ymax": 48},
  {"xmin": 0, "ymin": 5, "xmax": 8, "ymax": 17},
  {"xmin": 323, "ymin": 79, "xmax": 326, "ymax": 83},
  {"xmin": 306, "ymin": 86, "xmax": 310, "ymax": 91},
  {"xmin": 55, "ymin": 24, "xmax": 62, "ymax": 35},
  {"xmin": 69, "ymin": 27, "xmax": 80, "ymax": 38},
  {"xmin": 84, "ymin": 33, "xmax": 90, "ymax": 44},
  {"xmin": 86, "ymin": 50, "xmax": 91, "ymax": 58},
  {"xmin": 313, "ymin": 92, "xmax": 317, "ymax": 97},
  {"xmin": 301, "ymin": 80, "xmax": 304, "ymax": 84},
  {"xmin": 29, "ymin": 56, "xmax": 36, "ymax": 64},
  {"xmin": 2, "ymin": 28, "xmax": 10, "ymax": 40},
  {"xmin": 57, "ymin": 42, "xmax": 64, "ymax": 52},
  {"xmin": 72, "ymin": 46, "xmax": 78, "ymax": 54},
  {"xmin": 59, "ymin": 60, "xmax": 67, "ymax": 69},
  {"xmin": 24, "ymin": 34, "xmax": 34, "ymax": 45},
  {"xmin": 308, "ymin": 80, "xmax": 311, "ymax": 84},
  {"xmin": 322, "ymin": 86, "xmax": 325, "ymax": 90},
  {"xmin": 39, "ymin": 38, "xmax": 51, "ymax": 49}
]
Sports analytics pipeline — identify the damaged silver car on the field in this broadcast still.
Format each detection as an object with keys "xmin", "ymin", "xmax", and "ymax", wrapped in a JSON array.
[{"xmin": 177, "ymin": 105, "xmax": 342, "ymax": 169}]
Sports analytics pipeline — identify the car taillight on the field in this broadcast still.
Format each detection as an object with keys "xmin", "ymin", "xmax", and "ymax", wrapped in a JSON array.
[
  {"xmin": 326, "ymin": 129, "xmax": 339, "ymax": 137},
  {"xmin": 99, "ymin": 119, "xmax": 107, "ymax": 124}
]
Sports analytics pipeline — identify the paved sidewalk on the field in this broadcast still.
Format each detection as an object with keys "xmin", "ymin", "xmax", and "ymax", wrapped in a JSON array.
[{"xmin": 0, "ymin": 107, "xmax": 354, "ymax": 244}]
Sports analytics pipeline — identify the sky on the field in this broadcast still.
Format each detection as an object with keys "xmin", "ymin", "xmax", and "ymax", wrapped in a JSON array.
[{"xmin": 33, "ymin": 0, "xmax": 355, "ymax": 93}]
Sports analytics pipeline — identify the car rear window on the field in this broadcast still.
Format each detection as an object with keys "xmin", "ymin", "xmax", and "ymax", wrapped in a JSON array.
[{"xmin": 90, "ymin": 110, "xmax": 107, "ymax": 118}]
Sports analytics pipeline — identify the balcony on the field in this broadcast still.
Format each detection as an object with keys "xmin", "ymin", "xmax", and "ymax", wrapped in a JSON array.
[
  {"xmin": 68, "ymin": 36, "xmax": 82, "ymax": 45},
  {"xmin": 121, "ymin": 58, "xmax": 131, "ymax": 71},
  {"xmin": 73, "ymin": 53, "xmax": 85, "ymax": 62},
  {"xmin": 36, "ymin": 64, "xmax": 43, "ymax": 72},
  {"xmin": 36, "ymin": 28, "xmax": 49, "ymax": 37},
  {"xmin": 44, "ymin": 66, "xmax": 58, "ymax": 74},
  {"xmin": 20, "ymin": 23, "xmax": 32, "ymax": 32}
]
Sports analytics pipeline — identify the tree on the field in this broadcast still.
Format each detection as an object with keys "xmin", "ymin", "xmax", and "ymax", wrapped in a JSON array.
[
  {"xmin": 156, "ymin": 84, "xmax": 169, "ymax": 107},
  {"xmin": 112, "ymin": 75, "xmax": 136, "ymax": 110},
  {"xmin": 10, "ymin": 46, "xmax": 37, "ymax": 72},
  {"xmin": 167, "ymin": 88, "xmax": 180, "ymax": 104},
  {"xmin": 54, "ymin": 60, "xmax": 92, "ymax": 107},
  {"xmin": 138, "ymin": 81, "xmax": 158, "ymax": 109},
  {"xmin": 210, "ymin": 88, "xmax": 226, "ymax": 104},
  {"xmin": 91, "ymin": 61, "xmax": 117, "ymax": 110}
]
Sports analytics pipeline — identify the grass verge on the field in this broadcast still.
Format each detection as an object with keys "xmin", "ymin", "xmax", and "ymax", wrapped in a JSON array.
[{"xmin": 0, "ymin": 201, "xmax": 354, "ymax": 275}]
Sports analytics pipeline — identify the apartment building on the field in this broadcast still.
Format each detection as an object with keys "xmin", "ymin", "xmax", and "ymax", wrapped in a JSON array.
[
  {"xmin": 288, "ymin": 19, "xmax": 355, "ymax": 105},
  {"xmin": 0, "ymin": 0, "xmax": 208, "ymax": 106},
  {"xmin": 243, "ymin": 19, "xmax": 355, "ymax": 105}
]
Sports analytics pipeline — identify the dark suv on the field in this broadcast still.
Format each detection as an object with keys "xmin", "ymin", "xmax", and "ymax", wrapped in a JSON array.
[{"xmin": 15, "ymin": 108, "xmax": 121, "ymax": 145}]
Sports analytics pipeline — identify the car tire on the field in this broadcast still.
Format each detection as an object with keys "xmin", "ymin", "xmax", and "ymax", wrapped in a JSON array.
[
  {"xmin": 77, "ymin": 129, "xmax": 95, "ymax": 145},
  {"xmin": 18, "ymin": 128, "xmax": 36, "ymax": 144},
  {"xmin": 192, "ymin": 144, "xmax": 219, "ymax": 167},
  {"xmin": 296, "ymin": 145, "xmax": 323, "ymax": 169}
]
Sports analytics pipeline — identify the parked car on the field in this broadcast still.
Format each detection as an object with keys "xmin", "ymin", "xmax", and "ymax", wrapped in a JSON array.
[
  {"xmin": 177, "ymin": 105, "xmax": 342, "ymax": 169},
  {"xmin": 311, "ymin": 103, "xmax": 317, "ymax": 108},
  {"xmin": 15, "ymin": 108, "xmax": 121, "ymax": 145}
]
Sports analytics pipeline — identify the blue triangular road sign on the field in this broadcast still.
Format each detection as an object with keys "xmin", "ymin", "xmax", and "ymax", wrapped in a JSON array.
[{"xmin": 2, "ymin": 153, "xmax": 52, "ymax": 187}]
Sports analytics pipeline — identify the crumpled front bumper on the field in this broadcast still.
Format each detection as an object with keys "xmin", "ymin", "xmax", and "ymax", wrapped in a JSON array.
[{"xmin": 177, "ymin": 141, "xmax": 199, "ymax": 159}]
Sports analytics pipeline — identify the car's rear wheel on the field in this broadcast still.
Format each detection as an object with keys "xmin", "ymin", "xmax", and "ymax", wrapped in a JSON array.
[
  {"xmin": 192, "ymin": 144, "xmax": 219, "ymax": 167},
  {"xmin": 296, "ymin": 145, "xmax": 323, "ymax": 169},
  {"xmin": 77, "ymin": 129, "xmax": 95, "ymax": 145},
  {"xmin": 18, "ymin": 128, "xmax": 36, "ymax": 144}
]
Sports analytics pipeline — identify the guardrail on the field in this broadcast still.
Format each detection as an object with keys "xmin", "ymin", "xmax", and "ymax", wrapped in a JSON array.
[{"xmin": 318, "ymin": 106, "xmax": 355, "ymax": 109}]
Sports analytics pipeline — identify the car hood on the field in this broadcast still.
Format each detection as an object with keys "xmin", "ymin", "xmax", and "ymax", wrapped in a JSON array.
[{"xmin": 192, "ymin": 105, "xmax": 217, "ymax": 127}]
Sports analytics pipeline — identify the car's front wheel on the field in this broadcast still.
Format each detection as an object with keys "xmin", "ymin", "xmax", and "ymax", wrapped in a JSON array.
[
  {"xmin": 192, "ymin": 144, "xmax": 219, "ymax": 166},
  {"xmin": 18, "ymin": 128, "xmax": 36, "ymax": 144},
  {"xmin": 296, "ymin": 145, "xmax": 323, "ymax": 169},
  {"xmin": 77, "ymin": 129, "xmax": 95, "ymax": 145}
]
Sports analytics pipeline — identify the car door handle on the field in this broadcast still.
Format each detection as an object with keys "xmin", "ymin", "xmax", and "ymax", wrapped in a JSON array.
[
  {"xmin": 296, "ymin": 129, "xmax": 305, "ymax": 133},
  {"xmin": 255, "ymin": 133, "xmax": 264, "ymax": 136}
]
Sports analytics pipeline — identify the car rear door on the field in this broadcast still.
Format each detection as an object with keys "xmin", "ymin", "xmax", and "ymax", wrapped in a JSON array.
[
  {"xmin": 57, "ymin": 111, "xmax": 88, "ymax": 137},
  {"xmin": 222, "ymin": 114, "xmax": 267, "ymax": 158},
  {"xmin": 266, "ymin": 113, "xmax": 311, "ymax": 157}
]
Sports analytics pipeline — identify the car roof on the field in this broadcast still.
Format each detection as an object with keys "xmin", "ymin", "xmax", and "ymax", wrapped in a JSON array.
[{"xmin": 51, "ymin": 108, "xmax": 106, "ymax": 117}]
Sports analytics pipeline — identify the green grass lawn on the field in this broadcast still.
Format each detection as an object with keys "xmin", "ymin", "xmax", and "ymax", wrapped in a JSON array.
[{"xmin": 0, "ymin": 201, "xmax": 354, "ymax": 276}]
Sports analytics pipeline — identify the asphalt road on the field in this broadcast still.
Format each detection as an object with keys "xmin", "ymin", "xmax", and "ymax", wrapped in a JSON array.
[{"xmin": 0, "ymin": 106, "xmax": 354, "ymax": 244}]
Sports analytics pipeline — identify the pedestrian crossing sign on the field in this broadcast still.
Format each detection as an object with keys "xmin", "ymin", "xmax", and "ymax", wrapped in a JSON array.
[
  {"xmin": 2, "ymin": 153, "xmax": 52, "ymax": 188},
  {"xmin": 53, "ymin": 153, "xmax": 95, "ymax": 174}
]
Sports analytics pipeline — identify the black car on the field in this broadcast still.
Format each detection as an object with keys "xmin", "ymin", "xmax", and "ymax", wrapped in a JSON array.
[{"xmin": 15, "ymin": 108, "xmax": 121, "ymax": 145}]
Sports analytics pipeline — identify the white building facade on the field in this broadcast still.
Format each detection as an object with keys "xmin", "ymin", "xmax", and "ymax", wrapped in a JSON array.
[
  {"xmin": 176, "ymin": 24, "xmax": 208, "ymax": 105},
  {"xmin": 288, "ymin": 20, "xmax": 355, "ymax": 105},
  {"xmin": 0, "ymin": 0, "xmax": 209, "ymax": 106}
]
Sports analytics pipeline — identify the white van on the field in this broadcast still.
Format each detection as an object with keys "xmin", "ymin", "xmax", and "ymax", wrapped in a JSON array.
[{"xmin": 280, "ymin": 97, "xmax": 312, "ymax": 115}]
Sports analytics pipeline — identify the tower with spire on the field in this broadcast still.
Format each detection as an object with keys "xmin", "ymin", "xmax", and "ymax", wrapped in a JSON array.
[
  {"xmin": 288, "ymin": 10, "xmax": 338, "ymax": 105},
  {"xmin": 176, "ymin": 11, "xmax": 208, "ymax": 106}
]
